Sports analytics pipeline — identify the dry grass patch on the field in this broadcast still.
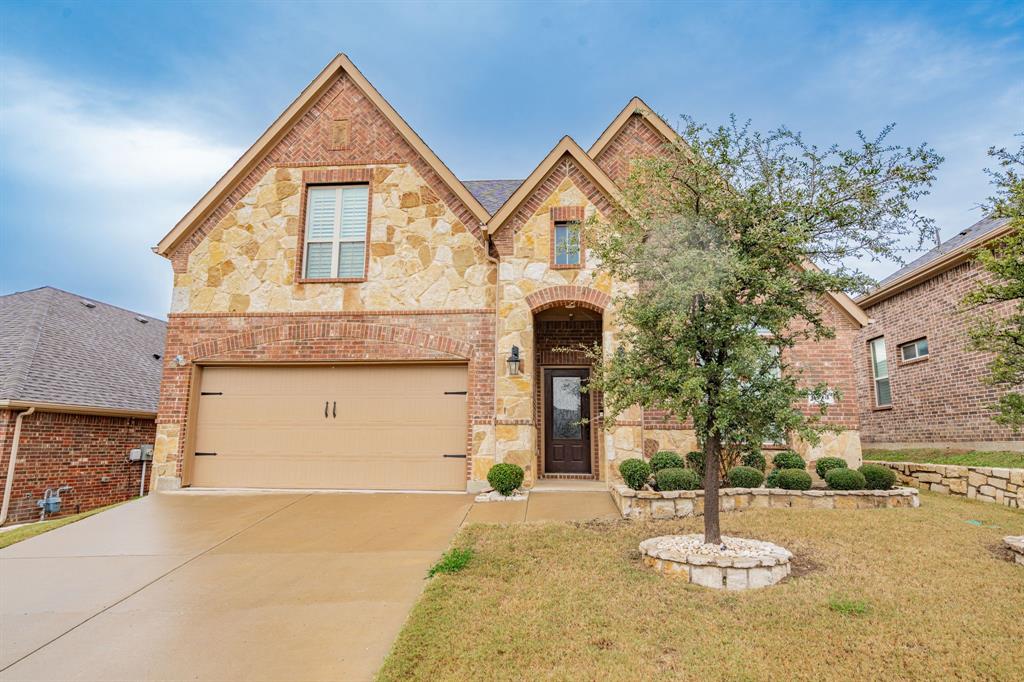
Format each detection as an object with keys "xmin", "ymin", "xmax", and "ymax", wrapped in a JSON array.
[
  {"xmin": 865, "ymin": 448, "xmax": 1024, "ymax": 468},
  {"xmin": 379, "ymin": 492, "xmax": 1023, "ymax": 681}
]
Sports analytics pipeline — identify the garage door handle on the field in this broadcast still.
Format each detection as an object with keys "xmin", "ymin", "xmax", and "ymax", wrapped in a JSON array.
[
  {"xmin": 443, "ymin": 454, "xmax": 467, "ymax": 458},
  {"xmin": 324, "ymin": 401, "xmax": 328, "ymax": 418},
  {"xmin": 333, "ymin": 401, "xmax": 337, "ymax": 418}
]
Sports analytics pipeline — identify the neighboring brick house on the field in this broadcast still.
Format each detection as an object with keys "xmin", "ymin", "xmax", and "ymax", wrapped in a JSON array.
[
  {"xmin": 0, "ymin": 287, "xmax": 166, "ymax": 525},
  {"xmin": 150, "ymin": 54, "xmax": 869, "ymax": 493},
  {"xmin": 855, "ymin": 216, "xmax": 1023, "ymax": 452}
]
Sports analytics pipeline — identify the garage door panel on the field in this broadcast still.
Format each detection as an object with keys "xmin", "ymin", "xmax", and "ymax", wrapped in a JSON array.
[{"xmin": 191, "ymin": 364, "xmax": 468, "ymax": 490}]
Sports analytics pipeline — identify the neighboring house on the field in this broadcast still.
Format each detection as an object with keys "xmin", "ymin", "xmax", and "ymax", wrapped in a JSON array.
[
  {"xmin": 0, "ymin": 287, "xmax": 166, "ymax": 525},
  {"xmin": 150, "ymin": 54, "xmax": 869, "ymax": 493},
  {"xmin": 855, "ymin": 216, "xmax": 1023, "ymax": 452}
]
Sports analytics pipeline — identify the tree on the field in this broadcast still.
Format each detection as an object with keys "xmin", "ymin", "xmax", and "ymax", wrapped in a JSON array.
[
  {"xmin": 587, "ymin": 119, "xmax": 941, "ymax": 544},
  {"xmin": 963, "ymin": 137, "xmax": 1024, "ymax": 428}
]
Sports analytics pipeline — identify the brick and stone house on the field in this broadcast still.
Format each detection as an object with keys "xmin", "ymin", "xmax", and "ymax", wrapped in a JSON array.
[
  {"xmin": 856, "ymin": 216, "xmax": 1023, "ymax": 452},
  {"xmin": 149, "ymin": 55, "xmax": 869, "ymax": 493},
  {"xmin": 0, "ymin": 287, "xmax": 166, "ymax": 525}
]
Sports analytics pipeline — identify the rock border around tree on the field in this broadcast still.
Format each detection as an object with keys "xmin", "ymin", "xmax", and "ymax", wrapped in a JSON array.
[{"xmin": 640, "ymin": 534, "xmax": 793, "ymax": 590}]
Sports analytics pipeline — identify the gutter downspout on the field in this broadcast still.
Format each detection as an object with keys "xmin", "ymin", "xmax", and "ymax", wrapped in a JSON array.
[{"xmin": 1, "ymin": 407, "xmax": 35, "ymax": 526}]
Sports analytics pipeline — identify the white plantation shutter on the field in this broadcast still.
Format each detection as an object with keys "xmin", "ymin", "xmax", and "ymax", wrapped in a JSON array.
[{"xmin": 302, "ymin": 184, "xmax": 369, "ymax": 279}]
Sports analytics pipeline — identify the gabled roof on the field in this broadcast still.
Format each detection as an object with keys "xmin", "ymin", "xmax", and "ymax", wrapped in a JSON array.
[
  {"xmin": 464, "ymin": 179, "xmax": 523, "ymax": 215},
  {"xmin": 858, "ymin": 215, "xmax": 1014, "ymax": 307},
  {"xmin": 154, "ymin": 54, "xmax": 489, "ymax": 256},
  {"xmin": 486, "ymin": 136, "xmax": 623, "ymax": 234},
  {"xmin": 588, "ymin": 96, "xmax": 680, "ymax": 158},
  {"xmin": 0, "ymin": 287, "xmax": 167, "ymax": 416}
]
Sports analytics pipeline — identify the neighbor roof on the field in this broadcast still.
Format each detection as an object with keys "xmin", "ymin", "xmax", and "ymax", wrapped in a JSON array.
[
  {"xmin": 858, "ymin": 215, "xmax": 1014, "ymax": 307},
  {"xmin": 0, "ymin": 287, "xmax": 167, "ymax": 415},
  {"xmin": 464, "ymin": 180, "xmax": 523, "ymax": 215}
]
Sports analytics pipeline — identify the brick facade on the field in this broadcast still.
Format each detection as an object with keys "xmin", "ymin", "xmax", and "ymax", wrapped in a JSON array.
[
  {"xmin": 0, "ymin": 409, "xmax": 154, "ymax": 526},
  {"xmin": 593, "ymin": 114, "xmax": 671, "ymax": 186},
  {"xmin": 857, "ymin": 260, "xmax": 1023, "ymax": 450}
]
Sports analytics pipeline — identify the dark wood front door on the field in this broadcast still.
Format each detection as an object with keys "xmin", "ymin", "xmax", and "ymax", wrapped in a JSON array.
[{"xmin": 544, "ymin": 368, "xmax": 591, "ymax": 474}]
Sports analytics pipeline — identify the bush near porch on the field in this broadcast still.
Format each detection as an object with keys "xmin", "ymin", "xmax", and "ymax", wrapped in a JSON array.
[{"xmin": 378, "ymin": 492, "xmax": 1023, "ymax": 681}]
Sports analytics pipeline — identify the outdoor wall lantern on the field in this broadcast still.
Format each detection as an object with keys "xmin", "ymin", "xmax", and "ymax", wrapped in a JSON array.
[{"xmin": 507, "ymin": 345, "xmax": 523, "ymax": 375}]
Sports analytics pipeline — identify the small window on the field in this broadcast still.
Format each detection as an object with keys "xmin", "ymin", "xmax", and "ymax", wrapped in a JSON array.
[
  {"xmin": 869, "ymin": 337, "xmax": 892, "ymax": 407},
  {"xmin": 303, "ymin": 184, "xmax": 369, "ymax": 279},
  {"xmin": 900, "ymin": 338, "xmax": 929, "ymax": 362},
  {"xmin": 554, "ymin": 221, "xmax": 581, "ymax": 266}
]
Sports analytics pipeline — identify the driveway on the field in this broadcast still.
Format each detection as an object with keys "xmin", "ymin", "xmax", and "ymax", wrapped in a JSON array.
[{"xmin": 0, "ymin": 491, "xmax": 473, "ymax": 681}]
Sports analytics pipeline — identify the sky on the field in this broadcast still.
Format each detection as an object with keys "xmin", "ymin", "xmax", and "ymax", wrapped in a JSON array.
[{"xmin": 0, "ymin": 0, "xmax": 1021, "ymax": 319}]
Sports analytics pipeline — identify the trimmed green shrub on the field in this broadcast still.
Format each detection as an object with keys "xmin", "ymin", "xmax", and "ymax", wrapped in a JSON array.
[
  {"xmin": 619, "ymin": 458, "xmax": 651, "ymax": 490},
  {"xmin": 859, "ymin": 463, "xmax": 897, "ymax": 490},
  {"xmin": 428, "ymin": 547, "xmax": 474, "ymax": 577},
  {"xmin": 741, "ymin": 450, "xmax": 767, "ymax": 472},
  {"xmin": 774, "ymin": 468, "xmax": 812, "ymax": 490},
  {"xmin": 685, "ymin": 450, "xmax": 705, "ymax": 473},
  {"xmin": 825, "ymin": 468, "xmax": 866, "ymax": 490},
  {"xmin": 655, "ymin": 467, "xmax": 701, "ymax": 491},
  {"xmin": 815, "ymin": 456, "xmax": 848, "ymax": 480},
  {"xmin": 765, "ymin": 469, "xmax": 781, "ymax": 488},
  {"xmin": 487, "ymin": 462, "xmax": 524, "ymax": 496},
  {"xmin": 650, "ymin": 450, "xmax": 685, "ymax": 473},
  {"xmin": 727, "ymin": 465, "xmax": 764, "ymax": 488},
  {"xmin": 772, "ymin": 450, "xmax": 806, "ymax": 471}
]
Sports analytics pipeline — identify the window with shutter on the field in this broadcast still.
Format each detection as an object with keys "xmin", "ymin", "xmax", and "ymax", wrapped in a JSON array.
[{"xmin": 302, "ymin": 184, "xmax": 369, "ymax": 280}]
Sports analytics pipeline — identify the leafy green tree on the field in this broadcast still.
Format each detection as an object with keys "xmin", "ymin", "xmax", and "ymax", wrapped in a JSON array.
[
  {"xmin": 963, "ymin": 138, "xmax": 1024, "ymax": 428},
  {"xmin": 587, "ymin": 119, "xmax": 941, "ymax": 543}
]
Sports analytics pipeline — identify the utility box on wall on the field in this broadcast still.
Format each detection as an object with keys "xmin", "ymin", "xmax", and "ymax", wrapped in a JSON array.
[{"xmin": 129, "ymin": 444, "xmax": 154, "ymax": 462}]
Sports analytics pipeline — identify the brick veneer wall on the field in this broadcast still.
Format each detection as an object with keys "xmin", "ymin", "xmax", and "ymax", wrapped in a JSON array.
[
  {"xmin": 857, "ymin": 260, "xmax": 1022, "ymax": 448},
  {"xmin": 0, "ymin": 409, "xmax": 154, "ymax": 526},
  {"xmin": 157, "ymin": 311, "xmax": 494, "ymax": 484},
  {"xmin": 593, "ymin": 114, "xmax": 672, "ymax": 186}
]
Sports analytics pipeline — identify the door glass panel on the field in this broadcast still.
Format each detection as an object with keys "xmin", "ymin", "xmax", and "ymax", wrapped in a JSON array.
[{"xmin": 552, "ymin": 376, "xmax": 582, "ymax": 439}]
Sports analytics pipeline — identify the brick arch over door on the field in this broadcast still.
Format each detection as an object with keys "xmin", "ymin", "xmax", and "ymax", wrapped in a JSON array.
[
  {"xmin": 188, "ymin": 321, "xmax": 475, "ymax": 361},
  {"xmin": 525, "ymin": 285, "xmax": 611, "ymax": 314}
]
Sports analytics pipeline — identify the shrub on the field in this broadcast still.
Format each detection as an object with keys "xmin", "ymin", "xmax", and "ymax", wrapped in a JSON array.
[
  {"xmin": 815, "ymin": 456, "xmax": 848, "ymax": 479},
  {"xmin": 727, "ymin": 465, "xmax": 764, "ymax": 488},
  {"xmin": 825, "ymin": 468, "xmax": 866, "ymax": 490},
  {"xmin": 650, "ymin": 450, "xmax": 684, "ymax": 473},
  {"xmin": 655, "ymin": 467, "xmax": 701, "ymax": 491},
  {"xmin": 772, "ymin": 450, "xmax": 806, "ymax": 471},
  {"xmin": 428, "ymin": 547, "xmax": 474, "ymax": 577},
  {"xmin": 765, "ymin": 469, "xmax": 781, "ymax": 488},
  {"xmin": 685, "ymin": 450, "xmax": 705, "ymax": 473},
  {"xmin": 774, "ymin": 468, "xmax": 812, "ymax": 490},
  {"xmin": 741, "ymin": 450, "xmax": 767, "ymax": 472},
  {"xmin": 859, "ymin": 463, "xmax": 897, "ymax": 490},
  {"xmin": 619, "ymin": 458, "xmax": 651, "ymax": 490},
  {"xmin": 487, "ymin": 463, "xmax": 524, "ymax": 496}
]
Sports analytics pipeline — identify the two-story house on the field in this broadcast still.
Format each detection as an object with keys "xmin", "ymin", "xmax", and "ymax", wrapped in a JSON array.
[{"xmin": 149, "ymin": 55, "xmax": 868, "ymax": 493}]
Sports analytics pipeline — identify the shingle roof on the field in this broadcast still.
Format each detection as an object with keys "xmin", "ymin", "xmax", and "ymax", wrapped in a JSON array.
[
  {"xmin": 0, "ymin": 287, "xmax": 167, "ymax": 414},
  {"xmin": 463, "ymin": 179, "xmax": 523, "ymax": 215},
  {"xmin": 875, "ymin": 215, "xmax": 1012, "ymax": 288}
]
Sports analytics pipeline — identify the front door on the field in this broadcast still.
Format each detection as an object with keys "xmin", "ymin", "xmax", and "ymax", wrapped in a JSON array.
[{"xmin": 544, "ymin": 368, "xmax": 591, "ymax": 474}]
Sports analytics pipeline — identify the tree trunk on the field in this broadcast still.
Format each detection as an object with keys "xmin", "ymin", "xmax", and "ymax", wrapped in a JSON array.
[{"xmin": 703, "ymin": 434, "xmax": 722, "ymax": 544}]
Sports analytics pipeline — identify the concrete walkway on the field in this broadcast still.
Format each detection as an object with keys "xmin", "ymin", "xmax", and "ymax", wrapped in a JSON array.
[{"xmin": 0, "ymin": 488, "xmax": 617, "ymax": 681}]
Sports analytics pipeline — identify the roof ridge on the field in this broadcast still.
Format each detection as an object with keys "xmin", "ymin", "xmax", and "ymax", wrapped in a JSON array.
[{"xmin": 2, "ymin": 286, "xmax": 167, "ymax": 323}]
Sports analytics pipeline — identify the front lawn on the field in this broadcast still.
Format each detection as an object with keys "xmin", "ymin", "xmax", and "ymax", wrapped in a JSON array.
[
  {"xmin": 379, "ymin": 492, "xmax": 1023, "ymax": 681},
  {"xmin": 0, "ymin": 500, "xmax": 130, "ymax": 549},
  {"xmin": 865, "ymin": 448, "xmax": 1024, "ymax": 469}
]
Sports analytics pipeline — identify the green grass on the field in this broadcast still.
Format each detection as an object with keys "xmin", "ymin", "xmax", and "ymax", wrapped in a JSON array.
[
  {"xmin": 427, "ymin": 547, "xmax": 474, "ymax": 577},
  {"xmin": 865, "ymin": 448, "xmax": 1024, "ymax": 469},
  {"xmin": 379, "ymin": 492, "xmax": 1024, "ymax": 681},
  {"xmin": 0, "ymin": 500, "xmax": 131, "ymax": 549}
]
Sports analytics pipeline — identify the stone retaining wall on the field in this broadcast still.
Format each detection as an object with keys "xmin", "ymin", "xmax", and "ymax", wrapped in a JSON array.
[
  {"xmin": 866, "ymin": 461, "xmax": 1022, "ymax": 509},
  {"xmin": 611, "ymin": 484, "xmax": 919, "ymax": 520}
]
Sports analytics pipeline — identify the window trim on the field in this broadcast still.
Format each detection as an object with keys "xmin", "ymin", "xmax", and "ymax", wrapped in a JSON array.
[
  {"xmin": 899, "ymin": 337, "xmax": 929, "ymax": 364},
  {"xmin": 550, "ymin": 206, "xmax": 585, "ymax": 269},
  {"xmin": 294, "ymin": 169, "xmax": 374, "ymax": 284},
  {"xmin": 868, "ymin": 336, "xmax": 892, "ymax": 408}
]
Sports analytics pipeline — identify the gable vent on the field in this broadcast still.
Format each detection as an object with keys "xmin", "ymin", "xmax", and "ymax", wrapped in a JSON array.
[{"xmin": 80, "ymin": 300, "xmax": 96, "ymax": 308}]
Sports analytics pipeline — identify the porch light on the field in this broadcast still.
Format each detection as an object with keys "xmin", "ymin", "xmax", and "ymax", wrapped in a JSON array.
[{"xmin": 507, "ymin": 345, "xmax": 523, "ymax": 375}]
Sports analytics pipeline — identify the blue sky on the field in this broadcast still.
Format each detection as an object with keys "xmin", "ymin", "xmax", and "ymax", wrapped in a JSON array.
[{"xmin": 1, "ymin": 0, "xmax": 1021, "ymax": 318}]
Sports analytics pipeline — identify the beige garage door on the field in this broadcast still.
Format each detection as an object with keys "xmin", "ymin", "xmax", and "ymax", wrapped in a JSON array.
[{"xmin": 190, "ymin": 364, "xmax": 468, "ymax": 490}]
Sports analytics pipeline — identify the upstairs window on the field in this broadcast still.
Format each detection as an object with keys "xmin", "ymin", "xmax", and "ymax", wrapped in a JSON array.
[
  {"xmin": 869, "ymin": 337, "xmax": 892, "ymax": 407},
  {"xmin": 303, "ymin": 184, "xmax": 369, "ymax": 280},
  {"xmin": 900, "ymin": 338, "xmax": 929, "ymax": 362},
  {"xmin": 554, "ymin": 221, "xmax": 581, "ymax": 266}
]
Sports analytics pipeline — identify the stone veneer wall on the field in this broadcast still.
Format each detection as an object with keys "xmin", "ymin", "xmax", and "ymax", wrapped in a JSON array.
[
  {"xmin": 867, "ymin": 460, "xmax": 1022, "ymax": 508},
  {"xmin": 611, "ymin": 484, "xmax": 920, "ymax": 520}
]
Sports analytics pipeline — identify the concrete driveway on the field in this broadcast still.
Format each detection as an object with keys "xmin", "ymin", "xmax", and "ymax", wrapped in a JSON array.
[{"xmin": 0, "ymin": 491, "xmax": 473, "ymax": 681}]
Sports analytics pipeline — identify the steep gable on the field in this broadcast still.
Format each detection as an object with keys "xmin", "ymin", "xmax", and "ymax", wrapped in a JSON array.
[{"xmin": 589, "ymin": 97, "xmax": 679, "ymax": 186}]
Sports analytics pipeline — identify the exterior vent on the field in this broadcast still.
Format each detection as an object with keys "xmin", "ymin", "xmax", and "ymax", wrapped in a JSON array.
[
  {"xmin": 152, "ymin": 353, "xmax": 162, "ymax": 360},
  {"xmin": 80, "ymin": 300, "xmax": 96, "ymax": 308},
  {"xmin": 135, "ymin": 316, "xmax": 149, "ymax": 323}
]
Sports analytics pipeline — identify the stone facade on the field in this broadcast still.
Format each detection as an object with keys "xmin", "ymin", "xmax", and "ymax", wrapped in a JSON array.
[
  {"xmin": 857, "ymin": 259, "xmax": 1023, "ymax": 451},
  {"xmin": 0, "ymin": 410, "xmax": 154, "ymax": 525},
  {"xmin": 867, "ymin": 460, "xmax": 1023, "ymax": 508},
  {"xmin": 611, "ymin": 484, "xmax": 920, "ymax": 520}
]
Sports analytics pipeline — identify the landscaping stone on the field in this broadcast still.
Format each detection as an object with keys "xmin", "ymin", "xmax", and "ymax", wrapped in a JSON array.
[
  {"xmin": 867, "ymin": 461, "xmax": 1023, "ymax": 509},
  {"xmin": 640, "ymin": 534, "xmax": 793, "ymax": 590},
  {"xmin": 1005, "ymin": 536, "xmax": 1024, "ymax": 566},
  {"xmin": 474, "ymin": 490, "xmax": 528, "ymax": 503}
]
